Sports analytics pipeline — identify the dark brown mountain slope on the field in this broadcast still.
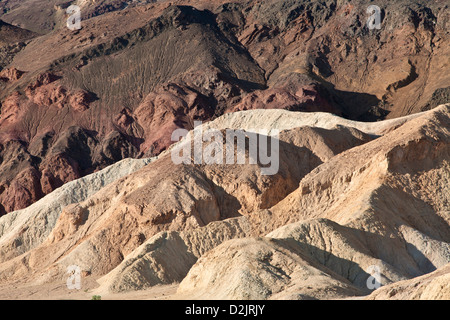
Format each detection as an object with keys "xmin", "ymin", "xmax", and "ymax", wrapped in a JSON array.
[{"xmin": 0, "ymin": 0, "xmax": 448, "ymax": 215}]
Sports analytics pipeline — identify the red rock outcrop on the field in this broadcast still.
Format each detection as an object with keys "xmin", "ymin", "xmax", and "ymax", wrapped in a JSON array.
[
  {"xmin": 0, "ymin": 167, "xmax": 43, "ymax": 215},
  {"xmin": 0, "ymin": 67, "xmax": 24, "ymax": 82},
  {"xmin": 69, "ymin": 90, "xmax": 92, "ymax": 112},
  {"xmin": 228, "ymin": 75, "xmax": 339, "ymax": 115},
  {"xmin": 39, "ymin": 154, "xmax": 81, "ymax": 195},
  {"xmin": 134, "ymin": 83, "xmax": 215, "ymax": 156},
  {"xmin": 0, "ymin": 91, "xmax": 22, "ymax": 124}
]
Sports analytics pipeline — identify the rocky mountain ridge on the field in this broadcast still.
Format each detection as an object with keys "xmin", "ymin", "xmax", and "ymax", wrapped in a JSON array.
[
  {"xmin": 0, "ymin": 105, "xmax": 448, "ymax": 299},
  {"xmin": 0, "ymin": 0, "xmax": 448, "ymax": 215}
]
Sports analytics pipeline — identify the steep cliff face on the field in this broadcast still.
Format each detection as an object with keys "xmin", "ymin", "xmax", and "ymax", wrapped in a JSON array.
[{"xmin": 0, "ymin": 1, "xmax": 448, "ymax": 216}]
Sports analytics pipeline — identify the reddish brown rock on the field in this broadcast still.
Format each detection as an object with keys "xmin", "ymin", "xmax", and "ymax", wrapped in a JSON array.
[
  {"xmin": 228, "ymin": 77, "xmax": 339, "ymax": 115},
  {"xmin": 0, "ymin": 67, "xmax": 24, "ymax": 82},
  {"xmin": 134, "ymin": 83, "xmax": 214, "ymax": 156},
  {"xmin": 0, "ymin": 167, "xmax": 43, "ymax": 214},
  {"xmin": 0, "ymin": 91, "xmax": 22, "ymax": 124},
  {"xmin": 26, "ymin": 72, "xmax": 60, "ymax": 91},
  {"xmin": 69, "ymin": 90, "xmax": 91, "ymax": 112},
  {"xmin": 30, "ymin": 85, "xmax": 67, "ymax": 109},
  {"xmin": 39, "ymin": 154, "xmax": 81, "ymax": 195},
  {"xmin": 24, "ymin": 76, "xmax": 92, "ymax": 111},
  {"xmin": 114, "ymin": 108, "xmax": 134, "ymax": 131}
]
